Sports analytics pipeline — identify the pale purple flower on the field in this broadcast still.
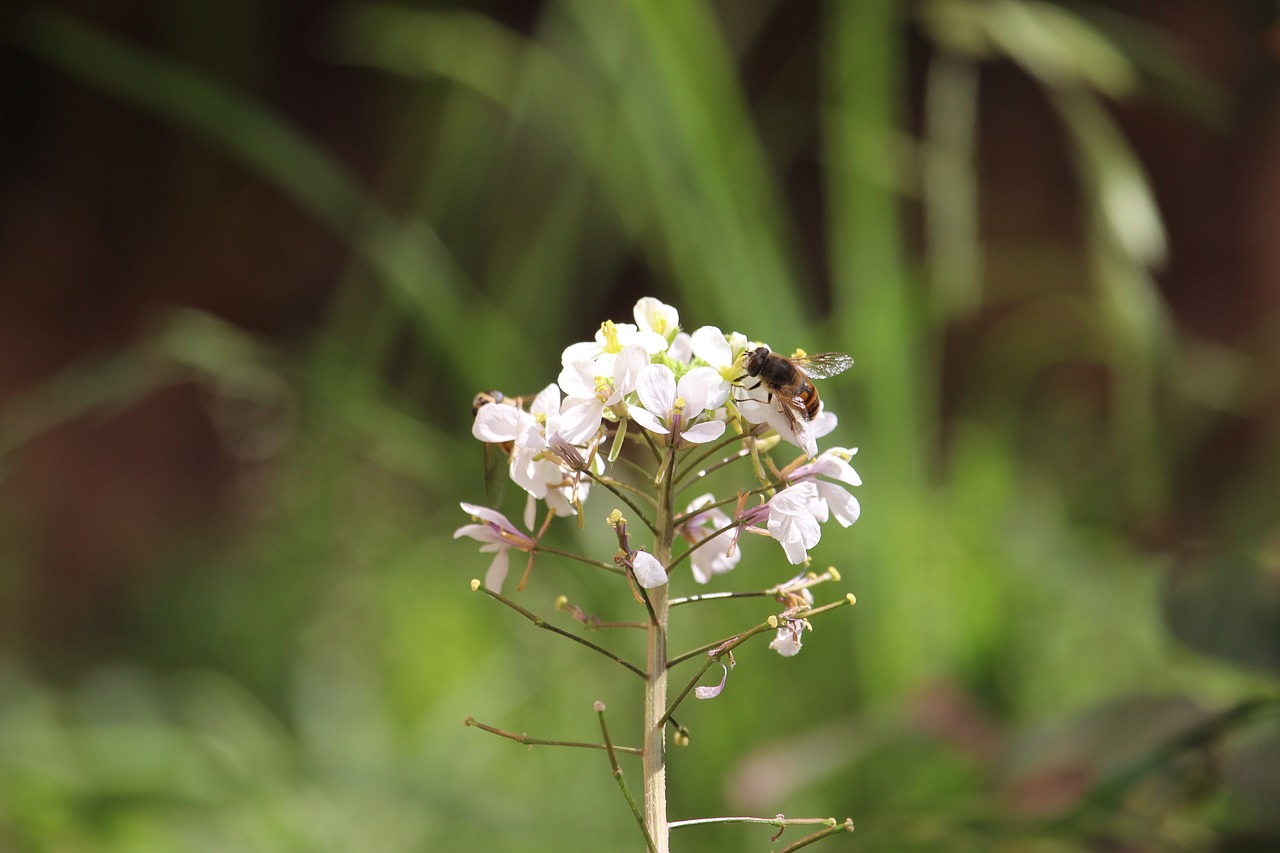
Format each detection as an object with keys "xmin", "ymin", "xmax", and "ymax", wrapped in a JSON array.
[
  {"xmin": 454, "ymin": 502, "xmax": 538, "ymax": 591},
  {"xmin": 681, "ymin": 493, "xmax": 740, "ymax": 584},
  {"xmin": 628, "ymin": 364, "xmax": 726, "ymax": 444}
]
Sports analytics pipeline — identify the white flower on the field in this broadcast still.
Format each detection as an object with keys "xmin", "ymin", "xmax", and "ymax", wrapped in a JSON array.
[
  {"xmin": 667, "ymin": 332, "xmax": 693, "ymax": 364},
  {"xmin": 633, "ymin": 297, "xmax": 680, "ymax": 342},
  {"xmin": 790, "ymin": 447, "xmax": 861, "ymax": 527},
  {"xmin": 474, "ymin": 384, "xmax": 589, "ymax": 515},
  {"xmin": 557, "ymin": 344, "xmax": 648, "ymax": 445},
  {"xmin": 766, "ymin": 481, "xmax": 822, "ymax": 564},
  {"xmin": 681, "ymin": 493, "xmax": 740, "ymax": 584},
  {"xmin": 560, "ymin": 320, "xmax": 668, "ymax": 375},
  {"xmin": 689, "ymin": 325, "xmax": 744, "ymax": 408},
  {"xmin": 628, "ymin": 364, "xmax": 726, "ymax": 444},
  {"xmin": 454, "ymin": 502, "xmax": 538, "ymax": 591},
  {"xmin": 630, "ymin": 551, "xmax": 668, "ymax": 589}
]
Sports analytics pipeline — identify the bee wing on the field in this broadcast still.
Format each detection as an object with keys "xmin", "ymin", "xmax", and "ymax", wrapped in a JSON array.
[
  {"xmin": 793, "ymin": 352, "xmax": 854, "ymax": 379},
  {"xmin": 483, "ymin": 443, "xmax": 508, "ymax": 506}
]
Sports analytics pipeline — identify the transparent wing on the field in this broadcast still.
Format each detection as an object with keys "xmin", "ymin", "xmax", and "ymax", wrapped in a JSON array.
[{"xmin": 793, "ymin": 352, "xmax": 854, "ymax": 379}]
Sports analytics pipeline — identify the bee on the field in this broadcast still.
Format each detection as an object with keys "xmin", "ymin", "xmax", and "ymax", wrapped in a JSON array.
[
  {"xmin": 740, "ymin": 346, "xmax": 854, "ymax": 433},
  {"xmin": 471, "ymin": 390, "xmax": 527, "ymax": 503}
]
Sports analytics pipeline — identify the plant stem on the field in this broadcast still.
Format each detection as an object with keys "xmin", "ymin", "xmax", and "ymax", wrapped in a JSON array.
[{"xmin": 643, "ymin": 443, "xmax": 678, "ymax": 852}]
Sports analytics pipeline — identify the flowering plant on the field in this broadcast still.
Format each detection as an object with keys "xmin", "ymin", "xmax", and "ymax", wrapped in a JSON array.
[{"xmin": 458, "ymin": 297, "xmax": 859, "ymax": 851}]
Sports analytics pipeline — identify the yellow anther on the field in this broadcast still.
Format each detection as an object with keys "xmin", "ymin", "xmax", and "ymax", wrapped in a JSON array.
[
  {"xmin": 470, "ymin": 579, "xmax": 482, "ymax": 591},
  {"xmin": 601, "ymin": 320, "xmax": 622, "ymax": 353}
]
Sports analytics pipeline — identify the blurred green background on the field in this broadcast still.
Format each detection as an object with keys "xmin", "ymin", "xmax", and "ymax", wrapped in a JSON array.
[{"xmin": 2, "ymin": 1, "xmax": 1279, "ymax": 850}]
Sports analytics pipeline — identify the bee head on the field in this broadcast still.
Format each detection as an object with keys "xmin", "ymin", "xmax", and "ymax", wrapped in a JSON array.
[{"xmin": 744, "ymin": 346, "xmax": 771, "ymax": 377}]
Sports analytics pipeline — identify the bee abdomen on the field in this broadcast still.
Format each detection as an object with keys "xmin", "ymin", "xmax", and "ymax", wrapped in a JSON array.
[{"xmin": 800, "ymin": 380, "xmax": 821, "ymax": 420}]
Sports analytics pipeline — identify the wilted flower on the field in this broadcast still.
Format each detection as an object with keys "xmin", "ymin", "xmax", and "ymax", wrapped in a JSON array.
[{"xmin": 629, "ymin": 550, "xmax": 668, "ymax": 589}]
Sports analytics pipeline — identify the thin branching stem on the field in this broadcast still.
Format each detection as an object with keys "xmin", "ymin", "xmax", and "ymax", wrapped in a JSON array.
[
  {"xmin": 598, "ymin": 475, "xmax": 658, "ymax": 506},
  {"xmin": 672, "ymin": 431, "xmax": 749, "ymax": 488},
  {"xmin": 582, "ymin": 468, "xmax": 657, "ymax": 534},
  {"xmin": 657, "ymin": 619, "xmax": 777, "ymax": 728},
  {"xmin": 473, "ymin": 584, "xmax": 646, "ymax": 679},
  {"xmin": 612, "ymin": 453, "xmax": 657, "ymax": 486},
  {"xmin": 668, "ymin": 589, "xmax": 772, "ymax": 608},
  {"xmin": 671, "ymin": 478, "xmax": 787, "ymax": 528},
  {"xmin": 533, "ymin": 544, "xmax": 626, "ymax": 576},
  {"xmin": 669, "ymin": 815, "xmax": 837, "ymax": 832},
  {"xmin": 664, "ymin": 519, "xmax": 744, "ymax": 575},
  {"xmin": 464, "ymin": 716, "xmax": 642, "ymax": 756},
  {"xmin": 596, "ymin": 703, "xmax": 657, "ymax": 853},
  {"xmin": 777, "ymin": 819, "xmax": 855, "ymax": 852}
]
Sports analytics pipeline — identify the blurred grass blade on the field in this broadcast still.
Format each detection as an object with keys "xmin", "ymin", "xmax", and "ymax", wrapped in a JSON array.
[{"xmin": 923, "ymin": 48, "xmax": 983, "ymax": 321}]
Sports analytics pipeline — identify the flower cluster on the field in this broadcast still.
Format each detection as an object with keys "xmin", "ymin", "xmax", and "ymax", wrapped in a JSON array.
[{"xmin": 457, "ymin": 296, "xmax": 861, "ymax": 652}]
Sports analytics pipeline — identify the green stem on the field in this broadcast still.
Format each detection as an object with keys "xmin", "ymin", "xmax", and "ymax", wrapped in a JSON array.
[
  {"xmin": 473, "ymin": 584, "xmax": 646, "ymax": 679},
  {"xmin": 596, "ymin": 703, "xmax": 657, "ymax": 853}
]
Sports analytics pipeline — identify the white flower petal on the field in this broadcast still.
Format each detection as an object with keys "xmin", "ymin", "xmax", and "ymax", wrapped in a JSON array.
[
  {"xmin": 631, "ymin": 551, "xmax": 668, "ymax": 589},
  {"xmin": 676, "ymin": 369, "xmax": 711, "ymax": 417},
  {"xmin": 668, "ymin": 332, "xmax": 693, "ymax": 363},
  {"xmin": 627, "ymin": 404, "xmax": 669, "ymax": 435},
  {"xmin": 530, "ymin": 383, "xmax": 561, "ymax": 418},
  {"xmin": 680, "ymin": 420, "xmax": 726, "ymax": 444},
  {"xmin": 690, "ymin": 325, "xmax": 733, "ymax": 368},
  {"xmin": 484, "ymin": 548, "xmax": 511, "ymax": 591},
  {"xmin": 558, "ymin": 398, "xmax": 606, "ymax": 445},
  {"xmin": 609, "ymin": 344, "xmax": 649, "ymax": 403},
  {"xmin": 557, "ymin": 360, "xmax": 597, "ymax": 400},
  {"xmin": 636, "ymin": 364, "xmax": 676, "ymax": 417},
  {"xmin": 472, "ymin": 404, "xmax": 527, "ymax": 443},
  {"xmin": 561, "ymin": 340, "xmax": 599, "ymax": 365},
  {"xmin": 818, "ymin": 481, "xmax": 861, "ymax": 527}
]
